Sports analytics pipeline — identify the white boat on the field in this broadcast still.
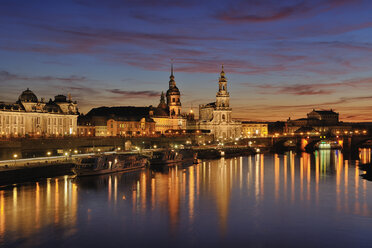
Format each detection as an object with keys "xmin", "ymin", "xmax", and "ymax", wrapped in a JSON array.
[{"xmin": 73, "ymin": 153, "xmax": 148, "ymax": 177}]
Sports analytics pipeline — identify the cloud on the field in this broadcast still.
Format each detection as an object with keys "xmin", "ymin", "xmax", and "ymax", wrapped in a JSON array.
[
  {"xmin": 74, "ymin": 0, "xmax": 195, "ymax": 8},
  {"xmin": 218, "ymin": 1, "xmax": 310, "ymax": 23},
  {"xmin": 0, "ymin": 70, "xmax": 88, "ymax": 83},
  {"xmin": 217, "ymin": 0, "xmax": 361, "ymax": 23},
  {"xmin": 249, "ymin": 77, "xmax": 372, "ymax": 96},
  {"xmin": 107, "ymin": 89, "xmax": 160, "ymax": 98}
]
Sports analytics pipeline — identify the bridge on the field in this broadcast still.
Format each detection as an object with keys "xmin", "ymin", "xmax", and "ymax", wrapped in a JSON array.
[
  {"xmin": 1, "ymin": 133, "xmax": 371, "ymax": 161},
  {"xmin": 241, "ymin": 133, "xmax": 372, "ymax": 156}
]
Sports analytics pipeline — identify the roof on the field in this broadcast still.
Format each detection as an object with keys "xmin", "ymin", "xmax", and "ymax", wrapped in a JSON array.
[
  {"xmin": 86, "ymin": 106, "xmax": 154, "ymax": 122},
  {"xmin": 18, "ymin": 88, "xmax": 38, "ymax": 103},
  {"xmin": 43, "ymin": 100, "xmax": 62, "ymax": 113},
  {"xmin": 241, "ymin": 121, "xmax": 268, "ymax": 124},
  {"xmin": 152, "ymin": 107, "xmax": 169, "ymax": 117},
  {"xmin": 0, "ymin": 103, "xmax": 23, "ymax": 111},
  {"xmin": 311, "ymin": 110, "xmax": 338, "ymax": 115},
  {"xmin": 166, "ymin": 86, "xmax": 180, "ymax": 95},
  {"xmin": 201, "ymin": 102, "xmax": 216, "ymax": 108}
]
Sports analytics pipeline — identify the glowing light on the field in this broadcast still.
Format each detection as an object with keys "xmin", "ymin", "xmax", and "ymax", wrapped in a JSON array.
[{"xmin": 13, "ymin": 154, "xmax": 18, "ymax": 159}]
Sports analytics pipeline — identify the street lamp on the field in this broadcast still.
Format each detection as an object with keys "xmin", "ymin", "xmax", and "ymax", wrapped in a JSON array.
[
  {"xmin": 13, "ymin": 154, "xmax": 18, "ymax": 166},
  {"xmin": 47, "ymin": 151, "xmax": 51, "ymax": 156}
]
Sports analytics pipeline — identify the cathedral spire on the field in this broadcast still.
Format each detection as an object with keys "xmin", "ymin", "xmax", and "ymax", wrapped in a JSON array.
[
  {"xmin": 158, "ymin": 91, "xmax": 167, "ymax": 109},
  {"xmin": 160, "ymin": 91, "xmax": 165, "ymax": 104},
  {"xmin": 169, "ymin": 62, "xmax": 176, "ymax": 88},
  {"xmin": 219, "ymin": 64, "xmax": 226, "ymax": 82},
  {"xmin": 171, "ymin": 61, "xmax": 174, "ymax": 77}
]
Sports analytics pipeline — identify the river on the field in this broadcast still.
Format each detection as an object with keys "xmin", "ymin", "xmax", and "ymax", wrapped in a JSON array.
[{"xmin": 1, "ymin": 149, "xmax": 372, "ymax": 247}]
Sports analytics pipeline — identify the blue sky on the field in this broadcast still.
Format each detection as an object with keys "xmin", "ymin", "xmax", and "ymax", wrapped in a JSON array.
[{"xmin": 1, "ymin": 0, "xmax": 372, "ymax": 121}]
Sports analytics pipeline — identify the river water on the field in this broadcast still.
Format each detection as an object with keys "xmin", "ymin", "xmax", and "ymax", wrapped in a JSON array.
[{"xmin": 1, "ymin": 149, "xmax": 372, "ymax": 248}]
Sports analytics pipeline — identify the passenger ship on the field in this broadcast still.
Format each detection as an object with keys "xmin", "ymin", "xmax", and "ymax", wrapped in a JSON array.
[{"xmin": 74, "ymin": 153, "xmax": 148, "ymax": 177}]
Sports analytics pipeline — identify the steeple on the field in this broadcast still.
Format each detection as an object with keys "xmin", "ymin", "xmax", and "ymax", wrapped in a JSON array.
[
  {"xmin": 158, "ymin": 91, "xmax": 167, "ymax": 109},
  {"xmin": 169, "ymin": 62, "xmax": 176, "ymax": 88},
  {"xmin": 166, "ymin": 61, "xmax": 181, "ymax": 117},
  {"xmin": 160, "ymin": 91, "xmax": 165, "ymax": 103},
  {"xmin": 219, "ymin": 64, "xmax": 226, "ymax": 82},
  {"xmin": 216, "ymin": 65, "xmax": 230, "ymax": 109}
]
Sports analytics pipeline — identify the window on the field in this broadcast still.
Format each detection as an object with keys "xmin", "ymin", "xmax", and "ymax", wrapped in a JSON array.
[
  {"xmin": 222, "ymin": 114, "xmax": 226, "ymax": 120},
  {"xmin": 172, "ymin": 98, "xmax": 175, "ymax": 102}
]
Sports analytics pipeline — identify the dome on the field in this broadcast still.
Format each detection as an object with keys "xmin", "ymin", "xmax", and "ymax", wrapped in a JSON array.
[
  {"xmin": 166, "ymin": 86, "xmax": 180, "ymax": 95},
  {"xmin": 18, "ymin": 88, "xmax": 38, "ymax": 102},
  {"xmin": 54, "ymin": 95, "xmax": 67, "ymax": 102}
]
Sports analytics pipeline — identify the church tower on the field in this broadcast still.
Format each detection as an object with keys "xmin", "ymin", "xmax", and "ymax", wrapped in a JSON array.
[
  {"xmin": 216, "ymin": 65, "xmax": 230, "ymax": 109},
  {"xmin": 166, "ymin": 63, "xmax": 182, "ymax": 117},
  {"xmin": 158, "ymin": 91, "xmax": 167, "ymax": 109}
]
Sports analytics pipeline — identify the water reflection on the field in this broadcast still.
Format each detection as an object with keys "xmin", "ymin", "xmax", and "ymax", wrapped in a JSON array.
[
  {"xmin": 0, "ymin": 177, "xmax": 78, "ymax": 247},
  {"xmin": 0, "ymin": 149, "xmax": 371, "ymax": 247}
]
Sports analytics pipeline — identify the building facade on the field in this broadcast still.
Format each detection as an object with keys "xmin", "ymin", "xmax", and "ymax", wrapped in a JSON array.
[
  {"xmin": 0, "ymin": 89, "xmax": 78, "ymax": 138},
  {"xmin": 107, "ymin": 117, "xmax": 155, "ymax": 136},
  {"xmin": 150, "ymin": 91, "xmax": 186, "ymax": 134},
  {"xmin": 198, "ymin": 66, "xmax": 241, "ymax": 140},
  {"xmin": 241, "ymin": 122, "xmax": 268, "ymax": 137},
  {"xmin": 149, "ymin": 66, "xmax": 186, "ymax": 134},
  {"xmin": 84, "ymin": 106, "xmax": 156, "ymax": 137},
  {"xmin": 285, "ymin": 109, "xmax": 352, "ymax": 135}
]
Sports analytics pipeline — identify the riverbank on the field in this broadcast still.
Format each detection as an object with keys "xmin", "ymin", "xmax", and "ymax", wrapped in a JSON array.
[
  {"xmin": 0, "ymin": 162, "xmax": 75, "ymax": 187},
  {"xmin": 0, "ymin": 147, "xmax": 259, "ymax": 186}
]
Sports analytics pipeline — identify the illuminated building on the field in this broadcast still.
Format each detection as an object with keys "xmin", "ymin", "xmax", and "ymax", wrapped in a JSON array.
[
  {"xmin": 150, "ymin": 65, "xmax": 186, "ymax": 133},
  {"xmin": 107, "ymin": 117, "xmax": 155, "ymax": 136},
  {"xmin": 77, "ymin": 114, "xmax": 95, "ymax": 136},
  {"xmin": 198, "ymin": 66, "xmax": 241, "ymax": 140},
  {"xmin": 0, "ymin": 89, "xmax": 78, "ymax": 137},
  {"xmin": 285, "ymin": 109, "xmax": 352, "ymax": 135},
  {"xmin": 85, "ymin": 107, "xmax": 155, "ymax": 136},
  {"xmin": 82, "ymin": 65, "xmax": 186, "ymax": 136},
  {"xmin": 150, "ymin": 91, "xmax": 186, "ymax": 134},
  {"xmin": 241, "ymin": 121, "xmax": 268, "ymax": 137}
]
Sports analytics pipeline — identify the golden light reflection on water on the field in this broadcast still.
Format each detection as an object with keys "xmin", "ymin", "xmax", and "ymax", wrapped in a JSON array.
[
  {"xmin": 1, "ymin": 149, "xmax": 372, "ymax": 244},
  {"xmin": 0, "ymin": 178, "xmax": 78, "ymax": 243},
  {"xmin": 0, "ymin": 190, "xmax": 4, "ymax": 241}
]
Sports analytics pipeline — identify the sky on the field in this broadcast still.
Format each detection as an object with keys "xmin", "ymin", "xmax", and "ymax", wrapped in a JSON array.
[{"xmin": 1, "ymin": 0, "xmax": 372, "ymax": 122}]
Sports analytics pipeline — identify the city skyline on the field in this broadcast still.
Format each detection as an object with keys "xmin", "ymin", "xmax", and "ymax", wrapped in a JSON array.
[{"xmin": 2, "ymin": 0, "xmax": 372, "ymax": 121}]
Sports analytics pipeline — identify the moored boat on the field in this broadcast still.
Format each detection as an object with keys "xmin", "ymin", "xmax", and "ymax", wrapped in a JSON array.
[
  {"xmin": 150, "ymin": 149, "xmax": 199, "ymax": 166},
  {"xmin": 73, "ymin": 153, "xmax": 148, "ymax": 177}
]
